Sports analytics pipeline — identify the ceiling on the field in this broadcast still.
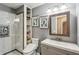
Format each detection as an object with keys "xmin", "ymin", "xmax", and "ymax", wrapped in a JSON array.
[{"xmin": 2, "ymin": 3, "xmax": 44, "ymax": 9}]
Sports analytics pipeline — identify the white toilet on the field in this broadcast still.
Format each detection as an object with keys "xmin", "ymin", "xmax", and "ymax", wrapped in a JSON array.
[{"xmin": 23, "ymin": 38, "xmax": 39, "ymax": 55}]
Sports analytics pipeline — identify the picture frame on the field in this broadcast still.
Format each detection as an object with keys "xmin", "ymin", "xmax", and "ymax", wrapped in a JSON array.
[
  {"xmin": 40, "ymin": 16, "xmax": 48, "ymax": 28},
  {"xmin": 32, "ymin": 17, "xmax": 39, "ymax": 26},
  {"xmin": 0, "ymin": 25, "xmax": 9, "ymax": 37}
]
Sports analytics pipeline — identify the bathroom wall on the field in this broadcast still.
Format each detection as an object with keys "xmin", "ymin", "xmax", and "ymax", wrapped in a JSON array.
[
  {"xmin": 32, "ymin": 3, "xmax": 77, "ymax": 43},
  {"xmin": 0, "ymin": 4, "xmax": 16, "ymax": 54}
]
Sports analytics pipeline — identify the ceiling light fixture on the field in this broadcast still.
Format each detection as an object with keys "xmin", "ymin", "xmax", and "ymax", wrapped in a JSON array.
[
  {"xmin": 53, "ymin": 7, "xmax": 58, "ymax": 12},
  {"xmin": 60, "ymin": 5, "xmax": 68, "ymax": 10},
  {"xmin": 14, "ymin": 18, "xmax": 20, "ymax": 22},
  {"xmin": 47, "ymin": 9, "xmax": 52, "ymax": 13},
  {"xmin": 47, "ymin": 9, "xmax": 52, "ymax": 14}
]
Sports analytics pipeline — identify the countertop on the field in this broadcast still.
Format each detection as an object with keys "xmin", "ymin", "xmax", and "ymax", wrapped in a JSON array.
[{"xmin": 41, "ymin": 39, "xmax": 79, "ymax": 54}]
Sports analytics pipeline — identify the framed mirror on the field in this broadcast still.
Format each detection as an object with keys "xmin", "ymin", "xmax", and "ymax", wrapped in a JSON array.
[{"xmin": 49, "ymin": 11, "xmax": 70, "ymax": 36}]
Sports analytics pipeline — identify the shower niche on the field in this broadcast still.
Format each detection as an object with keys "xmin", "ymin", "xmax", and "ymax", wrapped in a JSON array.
[{"xmin": 0, "ymin": 25, "xmax": 9, "ymax": 37}]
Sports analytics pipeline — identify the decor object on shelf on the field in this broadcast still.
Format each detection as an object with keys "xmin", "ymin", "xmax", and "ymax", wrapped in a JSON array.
[
  {"xmin": 40, "ymin": 16, "xmax": 48, "ymax": 28},
  {"xmin": 26, "ymin": 7, "xmax": 32, "ymax": 44},
  {"xmin": 32, "ymin": 17, "xmax": 39, "ymax": 26}
]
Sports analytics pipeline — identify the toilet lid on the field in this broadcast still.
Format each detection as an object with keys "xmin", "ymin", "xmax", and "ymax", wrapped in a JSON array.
[{"xmin": 23, "ymin": 44, "xmax": 37, "ymax": 53}]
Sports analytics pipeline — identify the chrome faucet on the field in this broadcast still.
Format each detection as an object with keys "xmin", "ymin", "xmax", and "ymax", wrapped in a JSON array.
[{"xmin": 55, "ymin": 37, "xmax": 62, "ymax": 41}]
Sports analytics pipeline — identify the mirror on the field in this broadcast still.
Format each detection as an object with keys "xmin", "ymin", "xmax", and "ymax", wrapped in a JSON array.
[{"xmin": 49, "ymin": 11, "xmax": 70, "ymax": 36}]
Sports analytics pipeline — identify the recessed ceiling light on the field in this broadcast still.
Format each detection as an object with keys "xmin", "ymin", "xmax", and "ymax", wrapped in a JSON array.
[{"xmin": 60, "ymin": 5, "xmax": 68, "ymax": 10}]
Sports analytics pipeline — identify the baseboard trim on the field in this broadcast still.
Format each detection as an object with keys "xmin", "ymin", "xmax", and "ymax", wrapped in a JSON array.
[
  {"xmin": 3, "ymin": 49, "xmax": 16, "ymax": 55},
  {"xmin": 3, "ymin": 49, "xmax": 24, "ymax": 55},
  {"xmin": 15, "ymin": 49, "xmax": 24, "ymax": 55}
]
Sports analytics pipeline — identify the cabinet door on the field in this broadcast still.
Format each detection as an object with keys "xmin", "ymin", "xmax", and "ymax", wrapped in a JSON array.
[
  {"xmin": 41, "ymin": 44, "xmax": 67, "ymax": 55},
  {"xmin": 41, "ymin": 44, "xmax": 79, "ymax": 55}
]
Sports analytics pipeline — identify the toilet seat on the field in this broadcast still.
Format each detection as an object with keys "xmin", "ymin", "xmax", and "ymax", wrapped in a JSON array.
[{"xmin": 23, "ymin": 44, "xmax": 37, "ymax": 54}]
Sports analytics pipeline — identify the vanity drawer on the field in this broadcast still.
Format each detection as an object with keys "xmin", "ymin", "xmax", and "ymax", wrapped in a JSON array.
[
  {"xmin": 41, "ymin": 44, "xmax": 79, "ymax": 55},
  {"xmin": 41, "ymin": 44, "xmax": 66, "ymax": 55}
]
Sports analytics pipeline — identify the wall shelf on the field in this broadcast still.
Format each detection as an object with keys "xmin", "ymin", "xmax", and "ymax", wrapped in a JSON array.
[{"xmin": 26, "ymin": 7, "xmax": 32, "ymax": 45}]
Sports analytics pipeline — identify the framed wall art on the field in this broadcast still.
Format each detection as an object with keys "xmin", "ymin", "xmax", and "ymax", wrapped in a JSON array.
[
  {"xmin": 0, "ymin": 25, "xmax": 9, "ymax": 37},
  {"xmin": 40, "ymin": 16, "xmax": 48, "ymax": 28},
  {"xmin": 32, "ymin": 17, "xmax": 39, "ymax": 26}
]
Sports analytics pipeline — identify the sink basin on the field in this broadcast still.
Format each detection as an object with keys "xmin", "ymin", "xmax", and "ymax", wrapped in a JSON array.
[
  {"xmin": 41, "ymin": 39, "xmax": 79, "ymax": 54},
  {"xmin": 50, "ymin": 38, "xmax": 63, "ymax": 42}
]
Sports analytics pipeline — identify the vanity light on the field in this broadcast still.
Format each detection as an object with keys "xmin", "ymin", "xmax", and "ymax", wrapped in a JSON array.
[
  {"xmin": 60, "ymin": 5, "xmax": 68, "ymax": 10},
  {"xmin": 53, "ymin": 7, "xmax": 58, "ymax": 12},
  {"xmin": 46, "ymin": 9, "xmax": 52, "ymax": 15},
  {"xmin": 14, "ymin": 18, "xmax": 20, "ymax": 22},
  {"xmin": 47, "ymin": 9, "xmax": 52, "ymax": 14}
]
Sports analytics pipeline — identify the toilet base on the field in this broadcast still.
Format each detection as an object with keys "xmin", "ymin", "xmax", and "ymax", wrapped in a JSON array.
[{"xmin": 23, "ymin": 50, "xmax": 37, "ymax": 55}]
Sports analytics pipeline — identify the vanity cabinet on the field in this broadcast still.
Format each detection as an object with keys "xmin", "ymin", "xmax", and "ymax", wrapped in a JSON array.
[{"xmin": 41, "ymin": 44, "xmax": 79, "ymax": 55}]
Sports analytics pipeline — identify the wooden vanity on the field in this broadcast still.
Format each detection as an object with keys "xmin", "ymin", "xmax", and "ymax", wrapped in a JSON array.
[{"xmin": 41, "ymin": 39, "xmax": 79, "ymax": 55}]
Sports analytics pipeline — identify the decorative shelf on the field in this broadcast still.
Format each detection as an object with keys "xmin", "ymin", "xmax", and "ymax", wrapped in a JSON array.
[
  {"xmin": 27, "ymin": 39, "xmax": 32, "ymax": 44},
  {"xmin": 27, "ymin": 17, "xmax": 30, "ymax": 20},
  {"xmin": 27, "ymin": 24, "xmax": 30, "ymax": 26},
  {"xmin": 26, "ymin": 7, "xmax": 32, "ymax": 44},
  {"xmin": 27, "ymin": 12, "xmax": 30, "ymax": 14}
]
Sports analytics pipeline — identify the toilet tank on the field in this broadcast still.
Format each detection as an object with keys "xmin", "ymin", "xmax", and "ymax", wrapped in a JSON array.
[{"xmin": 32, "ymin": 38, "xmax": 39, "ymax": 46}]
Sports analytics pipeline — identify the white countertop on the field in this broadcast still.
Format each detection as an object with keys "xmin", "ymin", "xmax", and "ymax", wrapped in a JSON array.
[{"xmin": 41, "ymin": 39, "xmax": 79, "ymax": 54}]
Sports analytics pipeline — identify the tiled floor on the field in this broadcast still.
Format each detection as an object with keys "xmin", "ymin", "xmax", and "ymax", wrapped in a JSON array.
[
  {"xmin": 6, "ymin": 50, "xmax": 22, "ymax": 55},
  {"xmin": 6, "ymin": 50, "xmax": 40, "ymax": 55}
]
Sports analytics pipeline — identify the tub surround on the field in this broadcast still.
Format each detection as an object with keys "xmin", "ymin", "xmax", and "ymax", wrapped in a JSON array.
[{"xmin": 41, "ymin": 39, "xmax": 79, "ymax": 54}]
